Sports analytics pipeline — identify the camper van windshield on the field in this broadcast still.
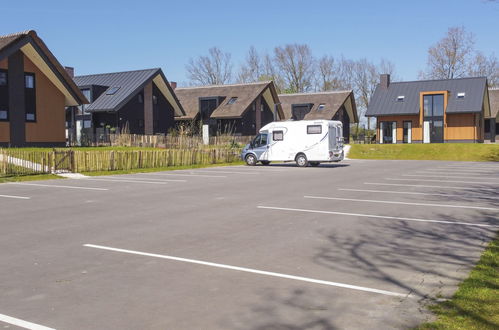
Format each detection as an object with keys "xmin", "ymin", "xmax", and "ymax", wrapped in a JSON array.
[{"xmin": 252, "ymin": 134, "xmax": 268, "ymax": 147}]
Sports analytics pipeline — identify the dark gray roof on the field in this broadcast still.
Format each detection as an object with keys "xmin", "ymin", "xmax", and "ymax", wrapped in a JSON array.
[
  {"xmin": 74, "ymin": 68, "xmax": 183, "ymax": 115},
  {"xmin": 366, "ymin": 77, "xmax": 488, "ymax": 117}
]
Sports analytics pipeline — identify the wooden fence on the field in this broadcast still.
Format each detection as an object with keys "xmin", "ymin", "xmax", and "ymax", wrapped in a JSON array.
[
  {"xmin": 93, "ymin": 134, "xmax": 253, "ymax": 148},
  {"xmin": 0, "ymin": 148, "xmax": 242, "ymax": 177}
]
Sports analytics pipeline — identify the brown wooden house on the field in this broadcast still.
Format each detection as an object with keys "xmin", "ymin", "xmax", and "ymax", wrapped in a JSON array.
[
  {"xmin": 486, "ymin": 88, "xmax": 498, "ymax": 142},
  {"xmin": 174, "ymin": 81, "xmax": 283, "ymax": 136},
  {"xmin": 0, "ymin": 30, "xmax": 87, "ymax": 147},
  {"xmin": 278, "ymin": 91, "xmax": 358, "ymax": 143},
  {"xmin": 366, "ymin": 75, "xmax": 491, "ymax": 144}
]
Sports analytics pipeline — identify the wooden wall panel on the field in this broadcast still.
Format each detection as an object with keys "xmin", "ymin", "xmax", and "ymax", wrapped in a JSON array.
[
  {"xmin": 23, "ymin": 55, "xmax": 66, "ymax": 143},
  {"xmin": 446, "ymin": 113, "xmax": 475, "ymax": 140},
  {"xmin": 0, "ymin": 58, "xmax": 7, "ymax": 69}
]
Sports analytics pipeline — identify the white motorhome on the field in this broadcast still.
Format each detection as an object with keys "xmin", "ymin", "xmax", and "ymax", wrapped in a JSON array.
[{"xmin": 241, "ymin": 120, "xmax": 344, "ymax": 167}]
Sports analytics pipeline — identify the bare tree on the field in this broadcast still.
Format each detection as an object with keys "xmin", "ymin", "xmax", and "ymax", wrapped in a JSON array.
[
  {"xmin": 186, "ymin": 47, "xmax": 232, "ymax": 85},
  {"xmin": 274, "ymin": 44, "xmax": 315, "ymax": 93},
  {"xmin": 422, "ymin": 26, "xmax": 475, "ymax": 79},
  {"xmin": 468, "ymin": 51, "xmax": 499, "ymax": 87},
  {"xmin": 316, "ymin": 55, "xmax": 347, "ymax": 91},
  {"xmin": 237, "ymin": 46, "xmax": 263, "ymax": 83}
]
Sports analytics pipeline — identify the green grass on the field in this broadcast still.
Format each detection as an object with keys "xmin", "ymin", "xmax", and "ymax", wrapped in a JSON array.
[
  {"xmin": 349, "ymin": 144, "xmax": 499, "ymax": 162},
  {"xmin": 418, "ymin": 234, "xmax": 499, "ymax": 330},
  {"xmin": 0, "ymin": 173, "xmax": 62, "ymax": 183},
  {"xmin": 81, "ymin": 161, "xmax": 245, "ymax": 176}
]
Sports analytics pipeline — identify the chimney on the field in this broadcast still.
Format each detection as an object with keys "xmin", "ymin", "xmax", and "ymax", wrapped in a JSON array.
[
  {"xmin": 170, "ymin": 81, "xmax": 177, "ymax": 90},
  {"xmin": 380, "ymin": 74, "xmax": 390, "ymax": 89},
  {"xmin": 65, "ymin": 66, "xmax": 74, "ymax": 78}
]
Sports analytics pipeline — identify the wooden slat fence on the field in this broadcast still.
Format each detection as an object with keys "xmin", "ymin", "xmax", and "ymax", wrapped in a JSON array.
[{"xmin": 1, "ymin": 148, "xmax": 242, "ymax": 177}]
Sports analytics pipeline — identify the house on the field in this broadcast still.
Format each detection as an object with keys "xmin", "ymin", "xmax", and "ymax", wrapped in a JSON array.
[
  {"xmin": 0, "ymin": 30, "xmax": 87, "ymax": 147},
  {"xmin": 174, "ymin": 81, "xmax": 283, "ymax": 136},
  {"xmin": 68, "ymin": 68, "xmax": 184, "ymax": 143},
  {"xmin": 366, "ymin": 74, "xmax": 491, "ymax": 143},
  {"xmin": 485, "ymin": 88, "xmax": 498, "ymax": 142},
  {"xmin": 278, "ymin": 91, "xmax": 358, "ymax": 143}
]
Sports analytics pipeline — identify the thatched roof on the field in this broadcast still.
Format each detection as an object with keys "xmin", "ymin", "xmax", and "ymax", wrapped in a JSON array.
[
  {"xmin": 175, "ymin": 81, "xmax": 283, "ymax": 120},
  {"xmin": 489, "ymin": 88, "xmax": 499, "ymax": 119},
  {"xmin": 278, "ymin": 91, "xmax": 358, "ymax": 122}
]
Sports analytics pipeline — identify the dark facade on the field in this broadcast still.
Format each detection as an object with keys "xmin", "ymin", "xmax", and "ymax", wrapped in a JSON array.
[{"xmin": 69, "ymin": 68, "xmax": 184, "ymax": 144}]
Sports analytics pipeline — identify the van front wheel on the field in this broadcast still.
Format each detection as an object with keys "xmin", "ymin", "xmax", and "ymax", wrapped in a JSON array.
[
  {"xmin": 295, "ymin": 153, "xmax": 308, "ymax": 167},
  {"xmin": 245, "ymin": 154, "xmax": 257, "ymax": 166}
]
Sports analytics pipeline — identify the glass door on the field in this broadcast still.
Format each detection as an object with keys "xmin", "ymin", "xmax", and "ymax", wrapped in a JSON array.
[
  {"xmin": 423, "ymin": 94, "xmax": 444, "ymax": 143},
  {"xmin": 403, "ymin": 121, "xmax": 412, "ymax": 143}
]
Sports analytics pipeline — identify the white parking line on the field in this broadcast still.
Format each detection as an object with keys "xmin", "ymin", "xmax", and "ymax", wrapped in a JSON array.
[
  {"xmin": 141, "ymin": 172, "xmax": 226, "ymax": 178},
  {"xmin": 6, "ymin": 182, "xmax": 108, "ymax": 191},
  {"xmin": 189, "ymin": 170, "xmax": 258, "ymax": 175},
  {"xmin": 92, "ymin": 176, "xmax": 187, "ymax": 183},
  {"xmin": 444, "ymin": 165, "xmax": 499, "ymax": 169},
  {"xmin": 304, "ymin": 195, "xmax": 498, "ymax": 211},
  {"xmin": 385, "ymin": 178, "xmax": 499, "ymax": 185},
  {"xmin": 257, "ymin": 206, "xmax": 497, "ymax": 228},
  {"xmin": 83, "ymin": 244, "xmax": 407, "ymax": 297},
  {"xmin": 81, "ymin": 178, "xmax": 170, "ymax": 185},
  {"xmin": 414, "ymin": 171, "xmax": 496, "ymax": 177},
  {"xmin": 0, "ymin": 313, "xmax": 55, "ymax": 330},
  {"xmin": 338, "ymin": 188, "xmax": 499, "ymax": 200},
  {"xmin": 364, "ymin": 182, "xmax": 497, "ymax": 191},
  {"xmin": 403, "ymin": 174, "xmax": 497, "ymax": 181},
  {"xmin": 433, "ymin": 168, "xmax": 498, "ymax": 173},
  {"xmin": 0, "ymin": 194, "xmax": 30, "ymax": 200}
]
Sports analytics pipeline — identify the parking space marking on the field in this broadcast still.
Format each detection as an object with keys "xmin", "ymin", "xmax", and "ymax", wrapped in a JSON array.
[
  {"xmin": 0, "ymin": 194, "xmax": 30, "ymax": 200},
  {"xmin": 189, "ymin": 170, "xmax": 259, "ymax": 175},
  {"xmin": 90, "ymin": 176, "xmax": 187, "ymax": 183},
  {"xmin": 83, "ymin": 244, "xmax": 407, "ymax": 297},
  {"xmin": 364, "ymin": 182, "xmax": 497, "ymax": 191},
  {"xmin": 0, "ymin": 313, "xmax": 55, "ymax": 330},
  {"xmin": 6, "ymin": 182, "xmax": 108, "ymax": 191},
  {"xmin": 413, "ymin": 171, "xmax": 497, "ymax": 178},
  {"xmin": 444, "ymin": 165, "xmax": 499, "ymax": 169},
  {"xmin": 385, "ymin": 178, "xmax": 499, "ymax": 185},
  {"xmin": 81, "ymin": 178, "xmax": 169, "ymax": 185},
  {"xmin": 141, "ymin": 172, "xmax": 227, "ymax": 178},
  {"xmin": 257, "ymin": 206, "xmax": 497, "ymax": 228},
  {"xmin": 402, "ymin": 174, "xmax": 497, "ymax": 181},
  {"xmin": 304, "ymin": 196, "xmax": 498, "ymax": 211},
  {"xmin": 433, "ymin": 168, "xmax": 498, "ymax": 173},
  {"xmin": 338, "ymin": 188, "xmax": 499, "ymax": 200}
]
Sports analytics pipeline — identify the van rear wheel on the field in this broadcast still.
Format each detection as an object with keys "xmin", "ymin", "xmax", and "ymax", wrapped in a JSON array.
[
  {"xmin": 295, "ymin": 153, "xmax": 308, "ymax": 167},
  {"xmin": 245, "ymin": 154, "xmax": 257, "ymax": 166}
]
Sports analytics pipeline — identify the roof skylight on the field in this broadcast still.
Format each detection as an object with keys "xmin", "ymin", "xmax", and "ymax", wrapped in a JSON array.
[
  {"xmin": 397, "ymin": 95, "xmax": 405, "ymax": 101},
  {"xmin": 227, "ymin": 97, "xmax": 238, "ymax": 105},
  {"xmin": 317, "ymin": 103, "xmax": 325, "ymax": 111},
  {"xmin": 457, "ymin": 92, "xmax": 465, "ymax": 99},
  {"xmin": 106, "ymin": 87, "xmax": 120, "ymax": 95}
]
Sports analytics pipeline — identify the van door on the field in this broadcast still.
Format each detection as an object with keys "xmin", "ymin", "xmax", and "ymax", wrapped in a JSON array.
[{"xmin": 251, "ymin": 133, "xmax": 269, "ymax": 160}]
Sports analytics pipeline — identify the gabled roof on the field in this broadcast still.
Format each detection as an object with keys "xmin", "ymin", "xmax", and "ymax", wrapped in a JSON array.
[
  {"xmin": 278, "ymin": 90, "xmax": 359, "ymax": 123},
  {"xmin": 489, "ymin": 88, "xmax": 499, "ymax": 119},
  {"xmin": 74, "ymin": 68, "xmax": 184, "ymax": 116},
  {"xmin": 366, "ymin": 77, "xmax": 488, "ymax": 117},
  {"xmin": 0, "ymin": 30, "xmax": 87, "ymax": 106},
  {"xmin": 174, "ymin": 81, "xmax": 283, "ymax": 120}
]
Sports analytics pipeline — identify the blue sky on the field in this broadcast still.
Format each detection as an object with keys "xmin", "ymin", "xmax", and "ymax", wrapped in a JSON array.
[{"xmin": 2, "ymin": 0, "xmax": 498, "ymax": 86}]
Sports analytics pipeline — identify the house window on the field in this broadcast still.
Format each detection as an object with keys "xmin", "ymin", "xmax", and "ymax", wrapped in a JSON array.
[
  {"xmin": 106, "ymin": 87, "xmax": 120, "ymax": 95},
  {"xmin": 24, "ymin": 73, "xmax": 36, "ymax": 122},
  {"xmin": 0, "ymin": 107, "xmax": 8, "ymax": 120},
  {"xmin": 307, "ymin": 125, "xmax": 322, "ymax": 134},
  {"xmin": 0, "ymin": 71, "xmax": 7, "ymax": 86},
  {"xmin": 25, "ymin": 74, "xmax": 35, "ymax": 88},
  {"xmin": 227, "ymin": 97, "xmax": 237, "ymax": 105},
  {"xmin": 83, "ymin": 120, "xmax": 92, "ymax": 128},
  {"xmin": 138, "ymin": 94, "xmax": 143, "ymax": 103},
  {"xmin": 153, "ymin": 95, "xmax": 158, "ymax": 105},
  {"xmin": 273, "ymin": 130, "xmax": 284, "ymax": 141},
  {"xmin": 80, "ymin": 88, "xmax": 91, "ymax": 114}
]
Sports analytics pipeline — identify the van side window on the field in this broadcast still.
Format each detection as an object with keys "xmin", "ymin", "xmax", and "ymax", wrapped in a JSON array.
[
  {"xmin": 307, "ymin": 125, "xmax": 322, "ymax": 134},
  {"xmin": 273, "ymin": 130, "xmax": 284, "ymax": 141}
]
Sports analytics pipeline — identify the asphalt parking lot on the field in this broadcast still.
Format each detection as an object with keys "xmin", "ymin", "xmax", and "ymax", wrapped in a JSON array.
[{"xmin": 1, "ymin": 159, "xmax": 498, "ymax": 329}]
